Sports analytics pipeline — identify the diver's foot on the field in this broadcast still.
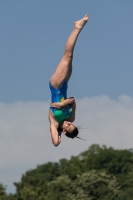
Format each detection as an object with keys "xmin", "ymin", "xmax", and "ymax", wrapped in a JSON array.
[{"xmin": 74, "ymin": 14, "xmax": 89, "ymax": 29}]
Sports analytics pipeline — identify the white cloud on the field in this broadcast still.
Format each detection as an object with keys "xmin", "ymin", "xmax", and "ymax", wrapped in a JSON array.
[{"xmin": 0, "ymin": 95, "xmax": 133, "ymax": 193}]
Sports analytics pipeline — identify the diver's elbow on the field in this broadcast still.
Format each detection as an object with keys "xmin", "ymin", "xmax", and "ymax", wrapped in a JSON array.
[{"xmin": 52, "ymin": 139, "xmax": 60, "ymax": 147}]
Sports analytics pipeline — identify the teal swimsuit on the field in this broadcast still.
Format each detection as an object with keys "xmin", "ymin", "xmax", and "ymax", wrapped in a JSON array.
[{"xmin": 49, "ymin": 81, "xmax": 72, "ymax": 123}]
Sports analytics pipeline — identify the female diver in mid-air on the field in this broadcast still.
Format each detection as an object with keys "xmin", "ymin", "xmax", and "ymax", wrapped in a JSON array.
[{"xmin": 48, "ymin": 14, "xmax": 89, "ymax": 146}]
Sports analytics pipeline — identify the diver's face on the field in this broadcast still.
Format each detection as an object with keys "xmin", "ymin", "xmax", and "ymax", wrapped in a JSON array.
[{"xmin": 62, "ymin": 121, "xmax": 75, "ymax": 133}]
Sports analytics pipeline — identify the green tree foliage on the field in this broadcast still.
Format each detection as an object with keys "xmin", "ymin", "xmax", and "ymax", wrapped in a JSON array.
[
  {"xmin": 0, "ymin": 183, "xmax": 17, "ymax": 200},
  {"xmin": 0, "ymin": 184, "xmax": 6, "ymax": 200},
  {"xmin": 48, "ymin": 170, "xmax": 120, "ymax": 200},
  {"xmin": 117, "ymin": 171, "xmax": 133, "ymax": 200},
  {"xmin": 2, "ymin": 144, "xmax": 133, "ymax": 199},
  {"xmin": 80, "ymin": 144, "xmax": 133, "ymax": 174}
]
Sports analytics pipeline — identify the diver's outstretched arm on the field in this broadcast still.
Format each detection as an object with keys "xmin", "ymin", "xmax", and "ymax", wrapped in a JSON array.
[
  {"xmin": 50, "ymin": 124, "xmax": 61, "ymax": 146},
  {"xmin": 49, "ymin": 110, "xmax": 61, "ymax": 146}
]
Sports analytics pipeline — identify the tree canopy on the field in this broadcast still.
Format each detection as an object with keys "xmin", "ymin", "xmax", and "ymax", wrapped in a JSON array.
[{"xmin": 1, "ymin": 144, "xmax": 133, "ymax": 199}]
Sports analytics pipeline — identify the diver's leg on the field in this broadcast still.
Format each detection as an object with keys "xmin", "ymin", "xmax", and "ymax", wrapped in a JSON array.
[{"xmin": 50, "ymin": 14, "xmax": 89, "ymax": 88}]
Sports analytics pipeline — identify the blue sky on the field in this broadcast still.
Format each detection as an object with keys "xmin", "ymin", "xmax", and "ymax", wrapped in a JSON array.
[
  {"xmin": 0, "ymin": 0, "xmax": 133, "ymax": 194},
  {"xmin": 1, "ymin": 0, "xmax": 133, "ymax": 103}
]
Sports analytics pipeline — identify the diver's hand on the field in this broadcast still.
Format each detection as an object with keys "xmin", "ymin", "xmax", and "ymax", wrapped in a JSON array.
[
  {"xmin": 50, "ymin": 102, "xmax": 63, "ymax": 109},
  {"xmin": 51, "ymin": 98, "xmax": 75, "ymax": 109}
]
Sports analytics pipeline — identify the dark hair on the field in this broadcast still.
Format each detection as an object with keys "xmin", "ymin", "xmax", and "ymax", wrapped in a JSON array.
[{"xmin": 65, "ymin": 127, "xmax": 79, "ymax": 139}]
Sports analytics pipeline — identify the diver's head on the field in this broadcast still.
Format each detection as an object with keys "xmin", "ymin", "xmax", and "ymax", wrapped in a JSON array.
[{"xmin": 60, "ymin": 120, "xmax": 79, "ymax": 139}]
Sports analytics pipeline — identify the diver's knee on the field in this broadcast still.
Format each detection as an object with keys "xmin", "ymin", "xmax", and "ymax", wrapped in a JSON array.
[{"xmin": 64, "ymin": 52, "xmax": 73, "ymax": 60}]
